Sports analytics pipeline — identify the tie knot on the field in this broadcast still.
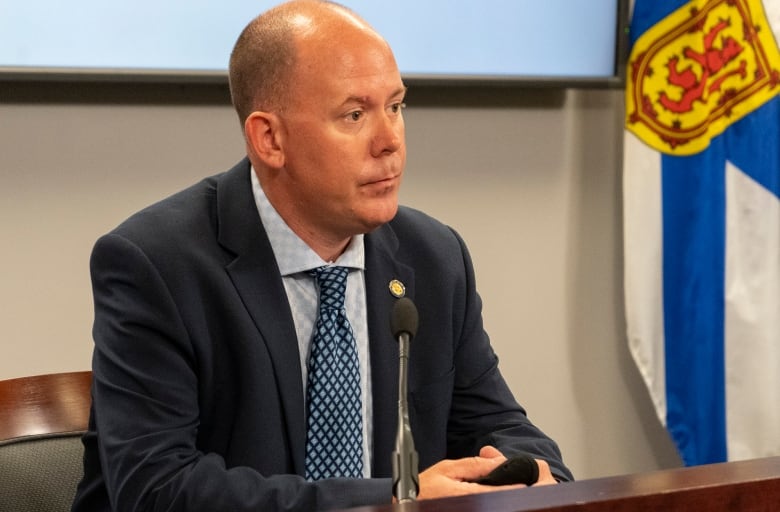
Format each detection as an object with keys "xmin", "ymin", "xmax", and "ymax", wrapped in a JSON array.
[{"xmin": 309, "ymin": 265, "xmax": 348, "ymax": 310}]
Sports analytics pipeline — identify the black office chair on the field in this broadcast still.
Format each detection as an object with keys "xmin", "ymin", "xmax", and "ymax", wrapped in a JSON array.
[{"xmin": 0, "ymin": 371, "xmax": 92, "ymax": 512}]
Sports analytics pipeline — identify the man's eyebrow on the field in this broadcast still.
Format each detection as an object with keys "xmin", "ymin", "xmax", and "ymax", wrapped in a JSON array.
[
  {"xmin": 391, "ymin": 86, "xmax": 408, "ymax": 99},
  {"xmin": 339, "ymin": 87, "xmax": 408, "ymax": 109},
  {"xmin": 340, "ymin": 95, "xmax": 370, "ymax": 108}
]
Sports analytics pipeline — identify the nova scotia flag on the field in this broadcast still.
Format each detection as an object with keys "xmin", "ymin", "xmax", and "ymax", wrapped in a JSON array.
[{"xmin": 624, "ymin": 0, "xmax": 780, "ymax": 466}]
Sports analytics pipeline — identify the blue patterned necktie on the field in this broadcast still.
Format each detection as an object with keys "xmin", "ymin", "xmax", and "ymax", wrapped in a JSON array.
[{"xmin": 304, "ymin": 265, "xmax": 364, "ymax": 480}]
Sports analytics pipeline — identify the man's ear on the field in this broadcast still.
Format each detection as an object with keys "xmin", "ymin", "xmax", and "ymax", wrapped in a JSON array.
[{"xmin": 245, "ymin": 111, "xmax": 285, "ymax": 169}]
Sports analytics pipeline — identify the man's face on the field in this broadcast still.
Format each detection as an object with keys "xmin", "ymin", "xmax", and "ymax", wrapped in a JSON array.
[{"xmin": 274, "ymin": 25, "xmax": 407, "ymax": 243}]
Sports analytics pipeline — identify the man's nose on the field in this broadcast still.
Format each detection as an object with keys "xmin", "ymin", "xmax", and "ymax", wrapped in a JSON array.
[{"xmin": 371, "ymin": 113, "xmax": 403, "ymax": 157}]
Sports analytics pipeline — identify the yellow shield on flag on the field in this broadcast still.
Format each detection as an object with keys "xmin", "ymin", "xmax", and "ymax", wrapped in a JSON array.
[{"xmin": 626, "ymin": 0, "xmax": 780, "ymax": 155}]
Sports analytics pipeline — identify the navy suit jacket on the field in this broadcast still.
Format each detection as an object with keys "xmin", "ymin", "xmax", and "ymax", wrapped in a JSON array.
[{"xmin": 72, "ymin": 159, "xmax": 571, "ymax": 512}]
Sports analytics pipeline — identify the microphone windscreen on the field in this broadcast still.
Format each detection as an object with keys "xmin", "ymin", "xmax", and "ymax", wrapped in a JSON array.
[
  {"xmin": 390, "ymin": 297, "xmax": 419, "ymax": 338},
  {"xmin": 473, "ymin": 454, "xmax": 539, "ymax": 486}
]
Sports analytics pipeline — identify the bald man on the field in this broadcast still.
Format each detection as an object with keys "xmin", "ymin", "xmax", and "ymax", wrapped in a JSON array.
[{"xmin": 72, "ymin": 2, "xmax": 572, "ymax": 511}]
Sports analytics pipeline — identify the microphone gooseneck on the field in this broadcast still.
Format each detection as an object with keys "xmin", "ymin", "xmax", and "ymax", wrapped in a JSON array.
[{"xmin": 390, "ymin": 297, "xmax": 419, "ymax": 503}]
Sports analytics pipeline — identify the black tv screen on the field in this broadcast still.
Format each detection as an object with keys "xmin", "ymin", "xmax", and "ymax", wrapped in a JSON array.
[{"xmin": 0, "ymin": 0, "xmax": 627, "ymax": 86}]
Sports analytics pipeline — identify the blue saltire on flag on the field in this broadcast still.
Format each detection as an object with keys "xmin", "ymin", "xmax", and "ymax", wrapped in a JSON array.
[{"xmin": 624, "ymin": 0, "xmax": 780, "ymax": 466}]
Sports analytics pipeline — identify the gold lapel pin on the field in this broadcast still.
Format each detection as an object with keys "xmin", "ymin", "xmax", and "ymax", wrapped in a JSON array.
[{"xmin": 388, "ymin": 279, "xmax": 406, "ymax": 298}]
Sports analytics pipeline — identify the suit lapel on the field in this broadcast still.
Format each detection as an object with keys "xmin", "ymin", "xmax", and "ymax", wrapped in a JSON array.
[
  {"xmin": 365, "ymin": 223, "xmax": 415, "ymax": 478},
  {"xmin": 215, "ymin": 160, "xmax": 307, "ymax": 475}
]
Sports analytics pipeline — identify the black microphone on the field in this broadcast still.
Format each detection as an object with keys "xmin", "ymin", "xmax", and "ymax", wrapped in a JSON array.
[
  {"xmin": 390, "ymin": 297, "xmax": 419, "ymax": 503},
  {"xmin": 473, "ymin": 453, "xmax": 539, "ymax": 486}
]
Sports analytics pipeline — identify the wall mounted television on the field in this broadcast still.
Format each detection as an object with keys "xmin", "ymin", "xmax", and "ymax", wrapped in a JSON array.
[{"xmin": 0, "ymin": 0, "xmax": 628, "ymax": 87}]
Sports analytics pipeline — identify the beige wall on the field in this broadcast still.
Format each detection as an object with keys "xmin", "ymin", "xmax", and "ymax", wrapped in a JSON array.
[{"xmin": 0, "ymin": 83, "xmax": 680, "ymax": 480}]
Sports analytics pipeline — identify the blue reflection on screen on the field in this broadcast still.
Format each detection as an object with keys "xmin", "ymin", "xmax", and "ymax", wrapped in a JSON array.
[{"xmin": 0, "ymin": 0, "xmax": 618, "ymax": 78}]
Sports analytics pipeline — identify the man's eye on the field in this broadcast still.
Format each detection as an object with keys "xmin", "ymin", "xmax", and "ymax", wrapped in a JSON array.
[
  {"xmin": 390, "ymin": 102, "xmax": 406, "ymax": 114},
  {"xmin": 348, "ymin": 111, "xmax": 363, "ymax": 122}
]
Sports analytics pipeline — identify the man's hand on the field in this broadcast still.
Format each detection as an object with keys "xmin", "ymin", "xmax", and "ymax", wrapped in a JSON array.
[
  {"xmin": 415, "ymin": 446, "xmax": 557, "ymax": 500},
  {"xmin": 534, "ymin": 457, "xmax": 558, "ymax": 486}
]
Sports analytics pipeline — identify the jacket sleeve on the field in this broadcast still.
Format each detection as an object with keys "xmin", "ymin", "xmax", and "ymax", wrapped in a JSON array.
[
  {"xmin": 387, "ymin": 208, "xmax": 573, "ymax": 484},
  {"xmin": 441, "ymin": 227, "xmax": 574, "ymax": 482}
]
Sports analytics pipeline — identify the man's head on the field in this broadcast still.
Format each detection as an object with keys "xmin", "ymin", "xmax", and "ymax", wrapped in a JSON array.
[{"xmin": 229, "ymin": 1, "xmax": 407, "ymax": 259}]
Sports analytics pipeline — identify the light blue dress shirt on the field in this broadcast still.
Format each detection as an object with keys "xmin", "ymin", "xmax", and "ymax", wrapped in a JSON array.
[{"xmin": 250, "ymin": 168, "xmax": 373, "ymax": 476}]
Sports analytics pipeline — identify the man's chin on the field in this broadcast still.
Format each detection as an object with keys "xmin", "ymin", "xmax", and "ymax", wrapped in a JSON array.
[{"xmin": 357, "ymin": 203, "xmax": 399, "ymax": 233}]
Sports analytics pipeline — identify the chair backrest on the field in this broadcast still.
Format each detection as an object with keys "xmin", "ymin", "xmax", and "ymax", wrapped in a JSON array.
[{"xmin": 0, "ymin": 371, "xmax": 92, "ymax": 512}]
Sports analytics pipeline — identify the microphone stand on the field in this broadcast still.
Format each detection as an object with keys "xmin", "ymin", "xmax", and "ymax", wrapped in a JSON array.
[{"xmin": 392, "ymin": 329, "xmax": 419, "ymax": 503}]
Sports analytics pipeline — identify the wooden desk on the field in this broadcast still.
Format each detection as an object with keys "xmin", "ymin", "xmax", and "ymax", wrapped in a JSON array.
[{"xmin": 338, "ymin": 456, "xmax": 780, "ymax": 511}]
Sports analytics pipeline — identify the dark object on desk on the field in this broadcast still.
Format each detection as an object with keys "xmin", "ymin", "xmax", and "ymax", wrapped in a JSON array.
[{"xmin": 474, "ymin": 453, "xmax": 539, "ymax": 486}]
